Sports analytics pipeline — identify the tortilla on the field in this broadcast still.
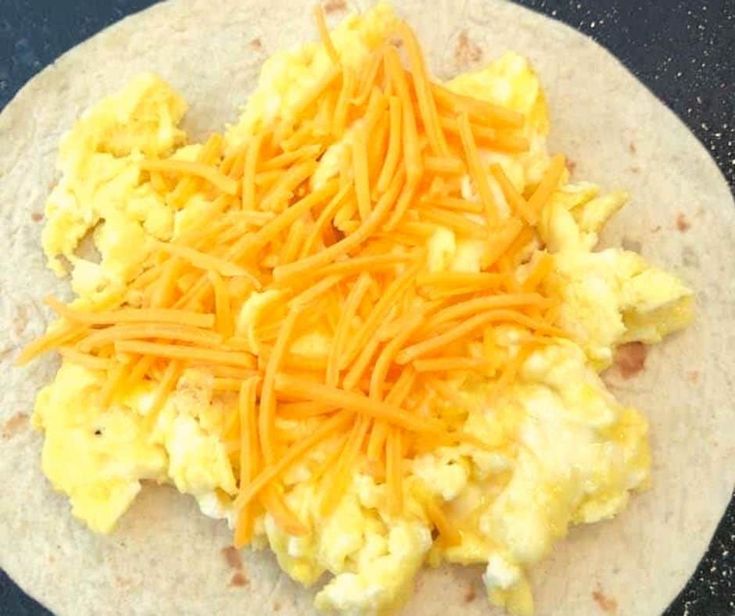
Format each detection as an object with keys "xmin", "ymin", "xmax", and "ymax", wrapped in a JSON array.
[{"xmin": 0, "ymin": 1, "xmax": 732, "ymax": 614}]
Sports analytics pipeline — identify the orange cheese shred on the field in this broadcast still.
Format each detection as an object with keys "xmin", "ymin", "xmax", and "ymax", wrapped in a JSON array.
[
  {"xmin": 260, "ymin": 485, "xmax": 309, "ymax": 536},
  {"xmin": 260, "ymin": 159, "xmax": 319, "ymax": 212},
  {"xmin": 333, "ymin": 69, "xmax": 356, "ymax": 137},
  {"xmin": 427, "ymin": 293, "xmax": 550, "ymax": 328},
  {"xmin": 342, "ymin": 335, "xmax": 381, "ymax": 391},
  {"xmin": 146, "ymin": 360, "xmax": 183, "ymax": 422},
  {"xmin": 432, "ymin": 83, "xmax": 524, "ymax": 128},
  {"xmin": 385, "ymin": 427, "xmax": 404, "ymax": 515},
  {"xmin": 484, "ymin": 217, "xmax": 525, "ymax": 268},
  {"xmin": 413, "ymin": 357, "xmax": 489, "ymax": 373},
  {"xmin": 298, "ymin": 183, "xmax": 353, "ymax": 257},
  {"xmin": 251, "ymin": 179, "xmax": 340, "ymax": 253},
  {"xmin": 242, "ymin": 132, "xmax": 265, "ymax": 210},
  {"xmin": 259, "ymin": 307, "xmax": 301, "ymax": 464},
  {"xmin": 396, "ymin": 309, "xmax": 566, "ymax": 365},
  {"xmin": 326, "ymin": 273, "xmax": 372, "ymax": 387},
  {"xmin": 260, "ymin": 144, "xmax": 322, "ymax": 172},
  {"xmin": 234, "ymin": 377, "xmax": 260, "ymax": 547},
  {"xmin": 314, "ymin": 5, "xmax": 340, "ymax": 65},
  {"xmin": 46, "ymin": 296, "xmax": 215, "ymax": 329},
  {"xmin": 369, "ymin": 313, "xmax": 423, "ymax": 400},
  {"xmin": 115, "ymin": 340, "xmax": 254, "ymax": 368},
  {"xmin": 419, "ymin": 208, "xmax": 487, "ymax": 239},
  {"xmin": 384, "ymin": 47, "xmax": 422, "ymax": 184},
  {"xmin": 424, "ymin": 156, "xmax": 465, "ymax": 175},
  {"xmin": 397, "ymin": 21, "xmax": 448, "ymax": 157},
  {"xmin": 376, "ymin": 95, "xmax": 403, "ymax": 193},
  {"xmin": 17, "ymin": 322, "xmax": 88, "ymax": 365},
  {"xmin": 209, "ymin": 271, "xmax": 234, "ymax": 337},
  {"xmin": 140, "ymin": 159, "xmax": 238, "ymax": 196},
  {"xmin": 78, "ymin": 324, "xmax": 223, "ymax": 351},
  {"xmin": 274, "ymin": 374, "xmax": 444, "ymax": 433},
  {"xmin": 273, "ymin": 166, "xmax": 405, "ymax": 283},
  {"xmin": 354, "ymin": 44, "xmax": 385, "ymax": 106},
  {"xmin": 340, "ymin": 260, "xmax": 421, "ymax": 369},
  {"xmin": 489, "ymin": 163, "xmax": 537, "ymax": 224},
  {"xmin": 527, "ymin": 154, "xmax": 566, "ymax": 216},
  {"xmin": 291, "ymin": 64, "xmax": 342, "ymax": 118},
  {"xmin": 522, "ymin": 253, "xmax": 554, "ymax": 292},
  {"xmin": 157, "ymin": 242, "xmax": 260, "ymax": 284},
  {"xmin": 57, "ymin": 347, "xmax": 113, "ymax": 371},
  {"xmin": 319, "ymin": 416, "xmax": 369, "ymax": 516},
  {"xmin": 457, "ymin": 111, "xmax": 498, "ymax": 223},
  {"xmin": 233, "ymin": 410, "xmax": 353, "ymax": 510},
  {"xmin": 353, "ymin": 125, "xmax": 372, "ymax": 221}
]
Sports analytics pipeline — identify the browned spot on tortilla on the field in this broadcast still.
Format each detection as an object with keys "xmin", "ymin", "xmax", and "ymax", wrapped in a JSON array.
[
  {"xmin": 628, "ymin": 141, "xmax": 637, "ymax": 154},
  {"xmin": 676, "ymin": 213, "xmax": 691, "ymax": 232},
  {"xmin": 566, "ymin": 159, "xmax": 577, "ymax": 174},
  {"xmin": 454, "ymin": 30, "xmax": 482, "ymax": 67},
  {"xmin": 31, "ymin": 212, "xmax": 43, "ymax": 222},
  {"xmin": 13, "ymin": 305, "xmax": 30, "ymax": 336},
  {"xmin": 2, "ymin": 413, "xmax": 28, "ymax": 439},
  {"xmin": 230, "ymin": 572, "xmax": 248, "ymax": 587},
  {"xmin": 651, "ymin": 225, "xmax": 662, "ymax": 234},
  {"xmin": 324, "ymin": 0, "xmax": 347, "ymax": 13},
  {"xmin": 592, "ymin": 588, "xmax": 618, "ymax": 613},
  {"xmin": 221, "ymin": 546, "xmax": 243, "ymax": 570},
  {"xmin": 687, "ymin": 370, "xmax": 700, "ymax": 384},
  {"xmin": 249, "ymin": 38, "xmax": 263, "ymax": 51},
  {"xmin": 621, "ymin": 237, "xmax": 641, "ymax": 253},
  {"xmin": 614, "ymin": 342, "xmax": 647, "ymax": 378},
  {"xmin": 273, "ymin": 602, "xmax": 282, "ymax": 612},
  {"xmin": 464, "ymin": 584, "xmax": 477, "ymax": 603}
]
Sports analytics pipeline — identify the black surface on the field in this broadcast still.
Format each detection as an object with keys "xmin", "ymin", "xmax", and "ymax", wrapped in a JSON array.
[{"xmin": 0, "ymin": 1, "xmax": 733, "ymax": 615}]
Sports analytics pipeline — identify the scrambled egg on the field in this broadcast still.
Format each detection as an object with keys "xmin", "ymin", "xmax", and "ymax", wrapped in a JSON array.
[
  {"xmin": 43, "ymin": 73, "xmax": 186, "ymax": 306},
  {"xmin": 31, "ymin": 3, "xmax": 693, "ymax": 615}
]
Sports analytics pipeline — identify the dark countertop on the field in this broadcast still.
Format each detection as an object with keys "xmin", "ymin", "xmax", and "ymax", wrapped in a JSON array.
[{"xmin": 0, "ymin": 1, "xmax": 732, "ymax": 615}]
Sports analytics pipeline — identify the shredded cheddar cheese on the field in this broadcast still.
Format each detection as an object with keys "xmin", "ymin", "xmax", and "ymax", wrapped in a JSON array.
[
  {"xmin": 20, "ymin": 12, "xmax": 569, "ymax": 546},
  {"xmin": 140, "ymin": 159, "xmax": 238, "ymax": 196}
]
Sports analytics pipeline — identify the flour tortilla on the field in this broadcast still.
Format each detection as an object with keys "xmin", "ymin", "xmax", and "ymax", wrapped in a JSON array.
[{"xmin": 1, "ymin": 1, "xmax": 733, "ymax": 614}]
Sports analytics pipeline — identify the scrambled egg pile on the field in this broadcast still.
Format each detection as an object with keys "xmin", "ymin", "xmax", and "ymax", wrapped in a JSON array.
[{"xmin": 31, "ymin": 3, "xmax": 693, "ymax": 615}]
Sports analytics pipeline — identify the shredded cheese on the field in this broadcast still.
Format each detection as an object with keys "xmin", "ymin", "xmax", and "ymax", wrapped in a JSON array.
[
  {"xmin": 353, "ymin": 125, "xmax": 372, "ymax": 221},
  {"xmin": 115, "ymin": 340, "xmax": 254, "ymax": 367},
  {"xmin": 274, "ymin": 374, "xmax": 444, "ymax": 433},
  {"xmin": 234, "ymin": 377, "xmax": 259, "ymax": 546},
  {"xmin": 386, "ymin": 427, "xmax": 404, "ymax": 515},
  {"xmin": 527, "ymin": 154, "xmax": 566, "ymax": 216},
  {"xmin": 457, "ymin": 111, "xmax": 499, "ymax": 223},
  {"xmin": 140, "ymin": 159, "xmax": 238, "ymax": 195},
  {"xmin": 314, "ymin": 5, "xmax": 340, "ymax": 65},
  {"xmin": 384, "ymin": 47, "xmax": 422, "ymax": 184},
  {"xmin": 397, "ymin": 21, "xmax": 448, "ymax": 157},
  {"xmin": 22, "ymin": 14, "xmax": 568, "ymax": 547}
]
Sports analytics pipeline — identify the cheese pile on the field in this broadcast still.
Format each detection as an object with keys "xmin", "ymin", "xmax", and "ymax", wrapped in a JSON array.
[{"xmin": 24, "ymin": 5, "xmax": 567, "ymax": 541}]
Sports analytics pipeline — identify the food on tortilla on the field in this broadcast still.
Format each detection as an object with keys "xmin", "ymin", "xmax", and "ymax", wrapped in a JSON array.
[{"xmin": 17, "ymin": 2, "xmax": 696, "ymax": 614}]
